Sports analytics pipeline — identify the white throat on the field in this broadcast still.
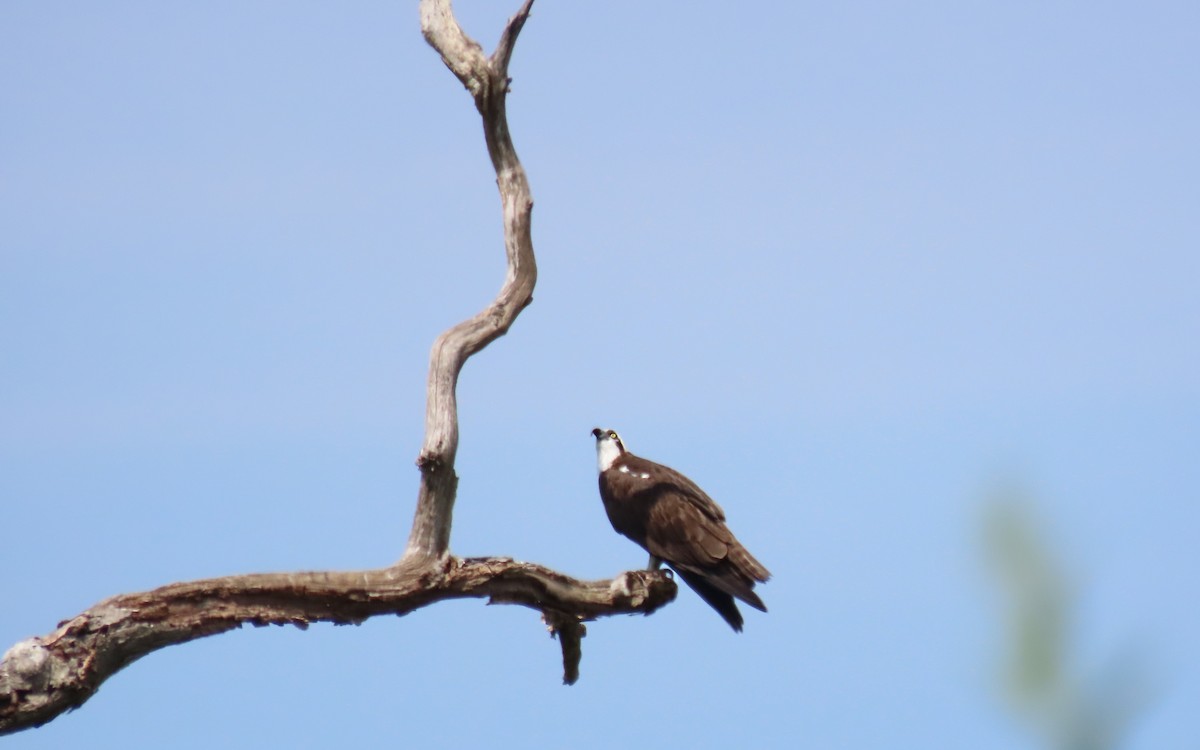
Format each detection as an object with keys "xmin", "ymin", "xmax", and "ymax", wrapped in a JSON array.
[{"xmin": 596, "ymin": 438, "xmax": 621, "ymax": 473}]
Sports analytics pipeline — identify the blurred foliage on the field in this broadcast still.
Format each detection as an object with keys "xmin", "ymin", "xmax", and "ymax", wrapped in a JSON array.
[{"xmin": 983, "ymin": 499, "xmax": 1150, "ymax": 750}]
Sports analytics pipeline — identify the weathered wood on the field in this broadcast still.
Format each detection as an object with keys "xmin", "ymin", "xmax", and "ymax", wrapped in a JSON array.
[
  {"xmin": 0, "ymin": 0, "xmax": 680, "ymax": 734},
  {"xmin": 405, "ymin": 0, "xmax": 538, "ymax": 562},
  {"xmin": 0, "ymin": 560, "xmax": 676, "ymax": 734}
]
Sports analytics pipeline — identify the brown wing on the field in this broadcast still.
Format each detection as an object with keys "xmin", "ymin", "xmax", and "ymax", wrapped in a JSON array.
[
  {"xmin": 618, "ymin": 453, "xmax": 728, "ymax": 522},
  {"xmin": 644, "ymin": 490, "xmax": 771, "ymax": 597},
  {"xmin": 599, "ymin": 453, "xmax": 771, "ymax": 630}
]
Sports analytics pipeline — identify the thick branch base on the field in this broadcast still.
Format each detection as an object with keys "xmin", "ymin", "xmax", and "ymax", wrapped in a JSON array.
[{"xmin": 0, "ymin": 558, "xmax": 676, "ymax": 734}]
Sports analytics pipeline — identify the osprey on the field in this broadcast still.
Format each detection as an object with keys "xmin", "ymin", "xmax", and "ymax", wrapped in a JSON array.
[{"xmin": 592, "ymin": 427, "xmax": 770, "ymax": 631}]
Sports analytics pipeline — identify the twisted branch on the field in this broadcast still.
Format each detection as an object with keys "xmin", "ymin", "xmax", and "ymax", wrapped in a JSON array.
[
  {"xmin": 0, "ymin": 0, "xmax": 680, "ymax": 734},
  {"xmin": 406, "ymin": 0, "xmax": 538, "ymax": 562}
]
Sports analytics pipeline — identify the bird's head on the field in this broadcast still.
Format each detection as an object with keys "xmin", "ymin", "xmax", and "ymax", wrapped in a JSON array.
[{"xmin": 591, "ymin": 427, "xmax": 625, "ymax": 472}]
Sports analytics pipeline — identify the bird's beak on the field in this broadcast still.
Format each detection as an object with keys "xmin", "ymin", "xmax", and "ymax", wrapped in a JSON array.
[{"xmin": 591, "ymin": 427, "xmax": 603, "ymax": 439}]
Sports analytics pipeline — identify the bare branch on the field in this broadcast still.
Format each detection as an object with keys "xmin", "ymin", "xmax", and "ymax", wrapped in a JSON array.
[
  {"xmin": 419, "ymin": 0, "xmax": 488, "ymax": 96},
  {"xmin": 0, "ymin": 1, "xmax": 681, "ymax": 733},
  {"xmin": 543, "ymin": 611, "xmax": 586, "ymax": 685},
  {"xmin": 492, "ymin": 0, "xmax": 537, "ymax": 75},
  {"xmin": 0, "ymin": 561, "xmax": 676, "ymax": 734},
  {"xmin": 406, "ymin": 0, "xmax": 538, "ymax": 562}
]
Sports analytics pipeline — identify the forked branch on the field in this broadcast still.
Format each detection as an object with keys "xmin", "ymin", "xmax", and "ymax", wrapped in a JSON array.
[
  {"xmin": 0, "ymin": 0, "xmax": 678, "ymax": 735},
  {"xmin": 406, "ymin": 0, "xmax": 538, "ymax": 561}
]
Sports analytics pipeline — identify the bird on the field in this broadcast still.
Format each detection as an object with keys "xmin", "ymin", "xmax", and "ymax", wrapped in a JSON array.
[{"xmin": 591, "ymin": 427, "xmax": 770, "ymax": 631}]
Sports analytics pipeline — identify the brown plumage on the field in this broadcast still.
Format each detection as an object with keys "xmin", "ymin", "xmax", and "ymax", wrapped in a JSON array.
[{"xmin": 592, "ymin": 428, "xmax": 770, "ymax": 631}]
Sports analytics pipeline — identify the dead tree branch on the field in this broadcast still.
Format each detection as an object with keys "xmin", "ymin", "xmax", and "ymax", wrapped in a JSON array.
[
  {"xmin": 0, "ymin": 0, "xmax": 678, "ymax": 735},
  {"xmin": 406, "ymin": 0, "xmax": 538, "ymax": 563},
  {"xmin": 1, "ymin": 561, "xmax": 676, "ymax": 733}
]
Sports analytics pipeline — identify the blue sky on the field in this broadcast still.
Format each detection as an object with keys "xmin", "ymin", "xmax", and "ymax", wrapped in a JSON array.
[{"xmin": 2, "ymin": 2, "xmax": 1197, "ymax": 747}]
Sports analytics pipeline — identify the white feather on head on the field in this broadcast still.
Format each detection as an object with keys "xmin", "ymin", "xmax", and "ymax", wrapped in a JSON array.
[{"xmin": 592, "ymin": 427, "xmax": 624, "ymax": 472}]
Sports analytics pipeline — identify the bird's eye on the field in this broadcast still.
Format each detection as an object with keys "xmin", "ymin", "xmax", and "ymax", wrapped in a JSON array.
[{"xmin": 609, "ymin": 432, "xmax": 618, "ymax": 440}]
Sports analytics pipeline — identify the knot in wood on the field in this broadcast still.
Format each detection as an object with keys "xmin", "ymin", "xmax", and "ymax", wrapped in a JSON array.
[
  {"xmin": 415, "ymin": 454, "xmax": 444, "ymax": 473},
  {"xmin": 0, "ymin": 639, "xmax": 52, "ymax": 692}
]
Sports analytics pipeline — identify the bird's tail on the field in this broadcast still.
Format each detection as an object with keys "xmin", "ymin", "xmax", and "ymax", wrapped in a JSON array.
[
  {"xmin": 693, "ymin": 554, "xmax": 769, "ymax": 613},
  {"xmin": 674, "ymin": 568, "xmax": 746, "ymax": 632},
  {"xmin": 730, "ymin": 543, "xmax": 771, "ymax": 584}
]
